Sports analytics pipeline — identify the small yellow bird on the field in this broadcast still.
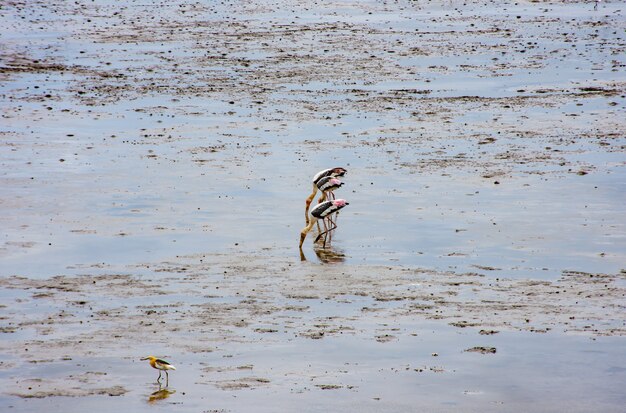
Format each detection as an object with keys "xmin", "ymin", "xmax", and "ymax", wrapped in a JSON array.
[{"xmin": 141, "ymin": 356, "xmax": 176, "ymax": 385}]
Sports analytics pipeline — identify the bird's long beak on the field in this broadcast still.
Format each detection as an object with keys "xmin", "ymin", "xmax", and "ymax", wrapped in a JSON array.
[{"xmin": 140, "ymin": 357, "xmax": 149, "ymax": 360}]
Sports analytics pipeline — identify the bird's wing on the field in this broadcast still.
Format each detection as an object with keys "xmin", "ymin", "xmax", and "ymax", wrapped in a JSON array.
[{"xmin": 155, "ymin": 358, "xmax": 172, "ymax": 366}]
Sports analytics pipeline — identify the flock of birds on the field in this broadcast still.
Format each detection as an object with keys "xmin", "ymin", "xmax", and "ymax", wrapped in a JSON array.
[
  {"xmin": 141, "ymin": 168, "xmax": 349, "ymax": 385},
  {"xmin": 299, "ymin": 167, "xmax": 349, "ymax": 249},
  {"xmin": 140, "ymin": 0, "xmax": 608, "ymax": 391}
]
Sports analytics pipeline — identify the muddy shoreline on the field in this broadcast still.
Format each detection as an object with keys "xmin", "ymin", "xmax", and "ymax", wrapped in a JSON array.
[{"xmin": 1, "ymin": 255, "xmax": 625, "ymax": 409}]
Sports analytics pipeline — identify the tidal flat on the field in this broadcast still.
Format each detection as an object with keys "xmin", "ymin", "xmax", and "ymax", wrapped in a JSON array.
[{"xmin": 1, "ymin": 0, "xmax": 625, "ymax": 412}]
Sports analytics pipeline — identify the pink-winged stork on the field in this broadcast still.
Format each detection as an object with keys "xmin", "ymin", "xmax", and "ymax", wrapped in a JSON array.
[
  {"xmin": 300, "ymin": 199, "xmax": 349, "ymax": 248},
  {"xmin": 305, "ymin": 167, "xmax": 347, "ymax": 224},
  {"xmin": 316, "ymin": 176, "xmax": 344, "ymax": 202},
  {"xmin": 314, "ymin": 176, "xmax": 344, "ymax": 230}
]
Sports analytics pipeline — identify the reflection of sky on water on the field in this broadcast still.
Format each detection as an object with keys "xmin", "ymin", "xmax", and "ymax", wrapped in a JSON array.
[
  {"xmin": 2, "ymin": 138, "xmax": 623, "ymax": 279},
  {"xmin": 1, "ymin": 96, "xmax": 623, "ymax": 278},
  {"xmin": 2, "ymin": 326, "xmax": 625, "ymax": 412},
  {"xmin": 1, "ymin": 0, "xmax": 624, "ymax": 281}
]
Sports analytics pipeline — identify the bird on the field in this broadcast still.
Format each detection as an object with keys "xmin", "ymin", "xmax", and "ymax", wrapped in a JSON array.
[
  {"xmin": 141, "ymin": 356, "xmax": 176, "ymax": 385},
  {"xmin": 314, "ymin": 176, "xmax": 344, "ymax": 228},
  {"xmin": 316, "ymin": 176, "xmax": 344, "ymax": 202},
  {"xmin": 305, "ymin": 167, "xmax": 347, "ymax": 224},
  {"xmin": 300, "ymin": 199, "xmax": 349, "ymax": 248}
]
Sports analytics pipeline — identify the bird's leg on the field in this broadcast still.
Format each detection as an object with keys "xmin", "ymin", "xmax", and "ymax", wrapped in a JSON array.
[
  {"xmin": 314, "ymin": 219, "xmax": 337, "ymax": 245},
  {"xmin": 325, "ymin": 216, "xmax": 334, "ymax": 247},
  {"xmin": 165, "ymin": 371, "xmax": 169, "ymax": 387},
  {"xmin": 329, "ymin": 190, "xmax": 339, "ymax": 226},
  {"xmin": 328, "ymin": 217, "xmax": 337, "ymax": 233},
  {"xmin": 325, "ymin": 211, "xmax": 336, "ymax": 227},
  {"xmin": 322, "ymin": 216, "xmax": 333, "ymax": 247},
  {"xmin": 320, "ymin": 214, "xmax": 329, "ymax": 240},
  {"xmin": 327, "ymin": 216, "xmax": 338, "ymax": 246},
  {"xmin": 320, "ymin": 221, "xmax": 337, "ymax": 248},
  {"xmin": 157, "ymin": 371, "xmax": 162, "ymax": 383},
  {"xmin": 314, "ymin": 230, "xmax": 324, "ymax": 244},
  {"xmin": 304, "ymin": 184, "xmax": 318, "ymax": 224},
  {"xmin": 326, "ymin": 218, "xmax": 334, "ymax": 246}
]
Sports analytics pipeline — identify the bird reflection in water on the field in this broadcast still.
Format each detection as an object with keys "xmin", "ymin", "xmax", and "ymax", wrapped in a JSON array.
[
  {"xmin": 147, "ymin": 384, "xmax": 176, "ymax": 404},
  {"xmin": 314, "ymin": 244, "xmax": 346, "ymax": 263},
  {"xmin": 300, "ymin": 242, "xmax": 346, "ymax": 263}
]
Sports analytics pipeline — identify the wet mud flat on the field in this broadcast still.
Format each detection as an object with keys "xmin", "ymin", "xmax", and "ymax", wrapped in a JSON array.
[
  {"xmin": 1, "ymin": 0, "xmax": 625, "ymax": 412},
  {"xmin": 1, "ymin": 255, "xmax": 625, "ymax": 412}
]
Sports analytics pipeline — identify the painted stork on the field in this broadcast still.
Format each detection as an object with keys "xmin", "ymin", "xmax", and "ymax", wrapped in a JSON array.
[
  {"xmin": 300, "ymin": 199, "xmax": 349, "ymax": 248},
  {"xmin": 304, "ymin": 167, "xmax": 347, "ymax": 224},
  {"xmin": 315, "ymin": 176, "xmax": 344, "ymax": 228},
  {"xmin": 316, "ymin": 176, "xmax": 344, "ymax": 202}
]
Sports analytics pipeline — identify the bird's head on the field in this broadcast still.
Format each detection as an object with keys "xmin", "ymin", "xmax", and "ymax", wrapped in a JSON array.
[{"xmin": 141, "ymin": 356, "xmax": 156, "ymax": 362}]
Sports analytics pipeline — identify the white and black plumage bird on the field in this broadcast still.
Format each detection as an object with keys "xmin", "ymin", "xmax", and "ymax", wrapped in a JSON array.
[
  {"xmin": 316, "ymin": 176, "xmax": 344, "ymax": 201},
  {"xmin": 305, "ymin": 167, "xmax": 347, "ymax": 224},
  {"xmin": 315, "ymin": 176, "xmax": 344, "ymax": 228},
  {"xmin": 300, "ymin": 199, "xmax": 349, "ymax": 248}
]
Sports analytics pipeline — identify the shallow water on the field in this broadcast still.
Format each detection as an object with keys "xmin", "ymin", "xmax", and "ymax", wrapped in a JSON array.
[
  {"xmin": 1, "ymin": 0, "xmax": 625, "ymax": 411},
  {"xmin": 2, "ymin": 326, "xmax": 625, "ymax": 413}
]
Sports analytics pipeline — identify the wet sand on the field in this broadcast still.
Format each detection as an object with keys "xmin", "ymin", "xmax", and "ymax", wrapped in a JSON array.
[{"xmin": 1, "ymin": 0, "xmax": 625, "ymax": 412}]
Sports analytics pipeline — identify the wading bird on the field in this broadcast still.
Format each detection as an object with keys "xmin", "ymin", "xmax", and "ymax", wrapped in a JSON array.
[
  {"xmin": 305, "ymin": 167, "xmax": 347, "ymax": 224},
  {"xmin": 315, "ymin": 176, "xmax": 344, "ymax": 227},
  {"xmin": 300, "ymin": 199, "xmax": 349, "ymax": 248},
  {"xmin": 316, "ymin": 176, "xmax": 344, "ymax": 202},
  {"xmin": 141, "ymin": 356, "xmax": 176, "ymax": 385}
]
